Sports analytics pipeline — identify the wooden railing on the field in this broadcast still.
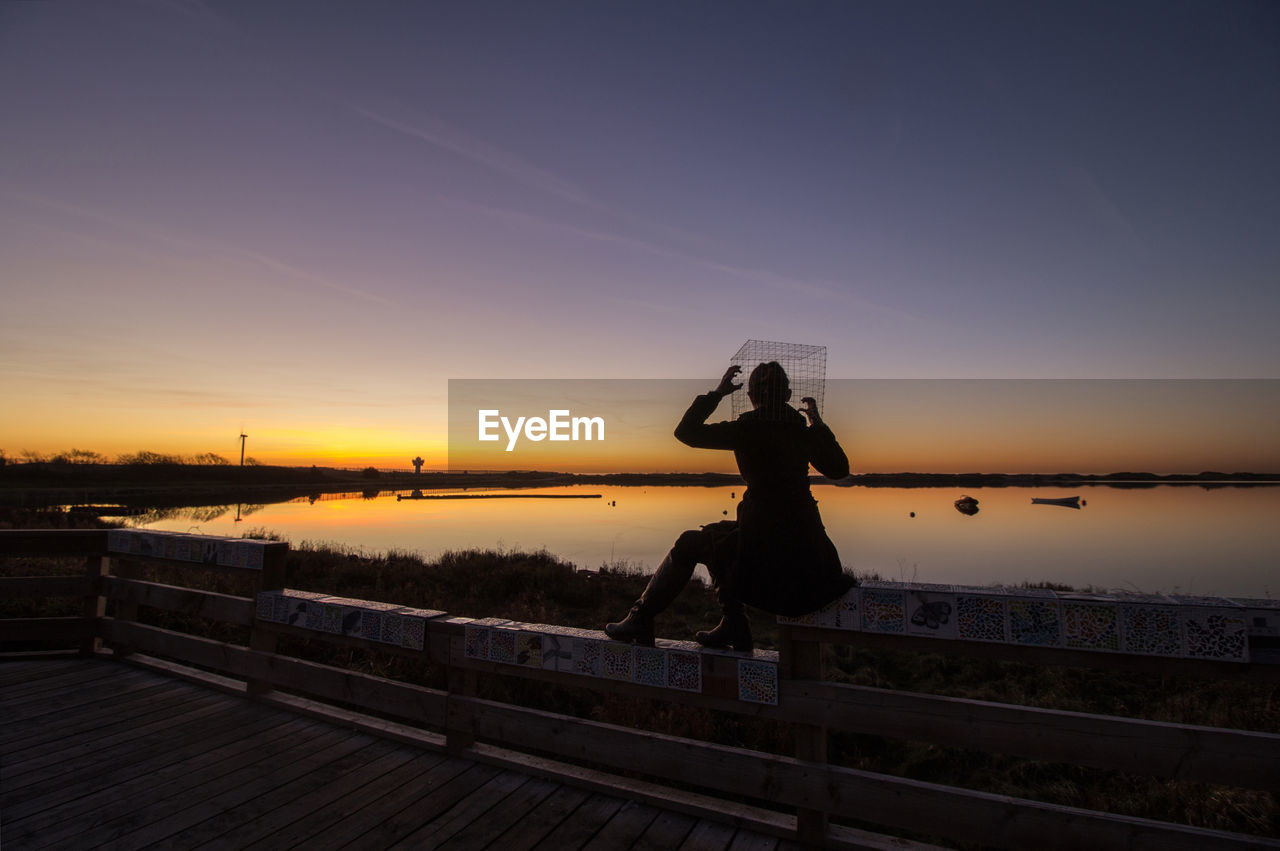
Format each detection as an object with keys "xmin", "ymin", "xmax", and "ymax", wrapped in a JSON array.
[{"xmin": 2, "ymin": 529, "xmax": 1278, "ymax": 850}]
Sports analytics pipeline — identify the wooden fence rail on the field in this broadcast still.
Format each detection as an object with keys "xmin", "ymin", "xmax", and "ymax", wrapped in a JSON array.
[{"xmin": 2, "ymin": 529, "xmax": 1278, "ymax": 850}]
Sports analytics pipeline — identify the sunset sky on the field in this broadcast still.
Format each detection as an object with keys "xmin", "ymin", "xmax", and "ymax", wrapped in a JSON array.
[{"xmin": 3, "ymin": 1, "xmax": 1277, "ymax": 471}]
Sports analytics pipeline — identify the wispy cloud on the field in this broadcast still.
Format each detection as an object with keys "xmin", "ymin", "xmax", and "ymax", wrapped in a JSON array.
[
  {"xmin": 342, "ymin": 101, "xmax": 715, "ymax": 252},
  {"xmin": 438, "ymin": 195, "xmax": 928, "ymax": 326},
  {"xmin": 2, "ymin": 188, "xmax": 395, "ymax": 306}
]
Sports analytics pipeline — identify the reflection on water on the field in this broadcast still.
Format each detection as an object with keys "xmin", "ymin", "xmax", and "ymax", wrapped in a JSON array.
[{"xmin": 131, "ymin": 485, "xmax": 1279, "ymax": 598}]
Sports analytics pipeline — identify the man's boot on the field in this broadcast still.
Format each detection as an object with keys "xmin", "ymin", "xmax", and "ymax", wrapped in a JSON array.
[
  {"xmin": 695, "ymin": 598, "xmax": 753, "ymax": 652},
  {"xmin": 604, "ymin": 550, "xmax": 694, "ymax": 646}
]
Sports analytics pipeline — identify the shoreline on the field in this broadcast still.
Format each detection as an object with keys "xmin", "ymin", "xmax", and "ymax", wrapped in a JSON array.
[{"xmin": 2, "ymin": 465, "xmax": 1279, "ymax": 510}]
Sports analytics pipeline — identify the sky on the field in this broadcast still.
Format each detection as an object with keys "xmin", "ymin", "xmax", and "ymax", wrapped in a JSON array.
[{"xmin": 2, "ymin": 0, "xmax": 1278, "ymax": 470}]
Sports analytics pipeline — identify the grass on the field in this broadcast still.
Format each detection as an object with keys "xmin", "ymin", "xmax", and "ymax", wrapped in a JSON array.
[{"xmin": 2, "ymin": 508, "xmax": 1277, "ymax": 841}]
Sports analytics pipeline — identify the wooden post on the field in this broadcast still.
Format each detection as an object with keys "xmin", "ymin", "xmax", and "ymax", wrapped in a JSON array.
[
  {"xmin": 80, "ymin": 555, "xmax": 110, "ymax": 656},
  {"xmin": 246, "ymin": 544, "xmax": 288, "ymax": 698},
  {"xmin": 109, "ymin": 558, "xmax": 140, "ymax": 658},
  {"xmin": 780, "ymin": 624, "xmax": 829, "ymax": 844},
  {"xmin": 445, "ymin": 664, "xmax": 478, "ymax": 753}
]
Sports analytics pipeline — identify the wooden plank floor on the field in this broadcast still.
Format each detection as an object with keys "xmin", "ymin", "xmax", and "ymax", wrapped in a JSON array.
[{"xmin": 1, "ymin": 659, "xmax": 803, "ymax": 850}]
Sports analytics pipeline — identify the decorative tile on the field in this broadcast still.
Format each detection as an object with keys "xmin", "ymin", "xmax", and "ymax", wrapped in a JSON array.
[
  {"xmin": 464, "ymin": 625, "xmax": 490, "ymax": 659},
  {"xmin": 956, "ymin": 595, "xmax": 1007, "ymax": 642},
  {"xmin": 1231, "ymin": 598, "xmax": 1280, "ymax": 637},
  {"xmin": 539, "ymin": 632, "xmax": 570, "ymax": 670},
  {"xmin": 861, "ymin": 588, "xmax": 906, "ymax": 634},
  {"xmin": 633, "ymin": 645, "xmax": 667, "ymax": 687},
  {"xmin": 1061, "ymin": 601, "xmax": 1120, "ymax": 652},
  {"xmin": 359, "ymin": 610, "xmax": 382, "ymax": 640},
  {"xmin": 216, "ymin": 540, "xmax": 236, "ymax": 566},
  {"xmin": 569, "ymin": 636, "xmax": 602, "ymax": 677},
  {"xmin": 400, "ymin": 613, "xmax": 428, "ymax": 651},
  {"xmin": 738, "ymin": 659, "xmax": 779, "ymax": 705},
  {"xmin": 489, "ymin": 627, "xmax": 518, "ymax": 664},
  {"xmin": 1008, "ymin": 598, "xmax": 1062, "ymax": 647},
  {"xmin": 665, "ymin": 650, "xmax": 702, "ymax": 693},
  {"xmin": 1120, "ymin": 604, "xmax": 1183, "ymax": 656},
  {"xmin": 379, "ymin": 613, "xmax": 404, "ymax": 646},
  {"xmin": 601, "ymin": 642, "xmax": 634, "ymax": 681},
  {"xmin": 107, "ymin": 529, "xmax": 131, "ymax": 553},
  {"xmin": 904, "ymin": 589, "xmax": 957, "ymax": 639},
  {"xmin": 516, "ymin": 630, "xmax": 543, "ymax": 668},
  {"xmin": 305, "ymin": 598, "xmax": 327, "ymax": 631},
  {"xmin": 837, "ymin": 587, "xmax": 861, "ymax": 630},
  {"xmin": 1182, "ymin": 609, "xmax": 1249, "ymax": 663},
  {"xmin": 256, "ymin": 591, "xmax": 279, "ymax": 623},
  {"xmin": 322, "ymin": 603, "xmax": 344, "ymax": 634}
]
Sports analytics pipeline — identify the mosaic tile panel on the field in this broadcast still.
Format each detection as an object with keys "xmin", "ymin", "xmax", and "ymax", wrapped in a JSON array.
[
  {"xmin": 489, "ymin": 627, "xmax": 519, "ymax": 664},
  {"xmin": 339, "ymin": 606, "xmax": 365, "ymax": 638},
  {"xmin": 1119, "ymin": 604, "xmax": 1182, "ymax": 656},
  {"xmin": 905, "ymin": 589, "xmax": 957, "ymax": 639},
  {"xmin": 401, "ymin": 614, "xmax": 428, "ymax": 651},
  {"xmin": 516, "ymin": 631, "xmax": 543, "ymax": 668},
  {"xmin": 271, "ymin": 594, "xmax": 293, "ymax": 625},
  {"xmin": 956, "ymin": 596, "xmax": 1007, "ymax": 642},
  {"xmin": 216, "ymin": 541, "xmax": 236, "ymax": 567},
  {"xmin": 633, "ymin": 645, "xmax": 667, "ymax": 687},
  {"xmin": 1182, "ymin": 609, "xmax": 1249, "ymax": 663},
  {"xmin": 569, "ymin": 636, "xmax": 602, "ymax": 677},
  {"xmin": 1061, "ymin": 601, "xmax": 1120, "ymax": 652},
  {"xmin": 539, "ymin": 632, "xmax": 571, "ymax": 670},
  {"xmin": 601, "ymin": 642, "xmax": 634, "ymax": 681},
  {"xmin": 379, "ymin": 613, "xmax": 404, "ymax": 646},
  {"xmin": 256, "ymin": 592, "xmax": 278, "ymax": 622},
  {"xmin": 1231, "ymin": 598, "xmax": 1280, "ymax": 637},
  {"xmin": 838, "ymin": 588, "xmax": 861, "ymax": 630},
  {"xmin": 358, "ymin": 610, "xmax": 382, "ymax": 641},
  {"xmin": 665, "ymin": 650, "xmax": 702, "ymax": 693},
  {"xmin": 305, "ymin": 599, "xmax": 328, "ymax": 631},
  {"xmin": 861, "ymin": 588, "xmax": 906, "ymax": 634},
  {"xmin": 463, "ymin": 624, "xmax": 490, "ymax": 659},
  {"xmin": 776, "ymin": 610, "xmax": 819, "ymax": 627},
  {"xmin": 322, "ymin": 603, "xmax": 344, "ymax": 634},
  {"xmin": 1008, "ymin": 598, "xmax": 1062, "ymax": 647},
  {"xmin": 738, "ymin": 659, "xmax": 779, "ymax": 706}
]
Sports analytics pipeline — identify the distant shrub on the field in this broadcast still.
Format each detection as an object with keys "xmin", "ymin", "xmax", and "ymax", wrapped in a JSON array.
[{"xmin": 361, "ymin": 466, "xmax": 381, "ymax": 479}]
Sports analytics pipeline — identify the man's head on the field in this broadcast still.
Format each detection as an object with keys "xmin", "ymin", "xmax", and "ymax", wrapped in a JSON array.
[{"xmin": 747, "ymin": 361, "xmax": 791, "ymax": 409}]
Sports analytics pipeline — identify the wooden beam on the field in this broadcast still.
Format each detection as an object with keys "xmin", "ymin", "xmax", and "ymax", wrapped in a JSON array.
[
  {"xmin": 0, "ymin": 576, "xmax": 91, "ymax": 598},
  {"xmin": 0, "ymin": 617, "xmax": 92, "ymax": 643},
  {"xmin": 449, "ymin": 695, "xmax": 1273, "ymax": 851},
  {"xmin": 790, "ymin": 626, "xmax": 1277, "ymax": 679},
  {"xmin": 100, "ymin": 576, "xmax": 255, "ymax": 626},
  {"xmin": 99, "ymin": 619, "xmax": 448, "ymax": 727},
  {"xmin": 785, "ymin": 680, "xmax": 1280, "ymax": 792},
  {"xmin": 0, "ymin": 529, "xmax": 108, "ymax": 557}
]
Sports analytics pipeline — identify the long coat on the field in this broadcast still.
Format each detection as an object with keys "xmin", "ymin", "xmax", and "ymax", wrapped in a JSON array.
[{"xmin": 674, "ymin": 392, "xmax": 854, "ymax": 616}]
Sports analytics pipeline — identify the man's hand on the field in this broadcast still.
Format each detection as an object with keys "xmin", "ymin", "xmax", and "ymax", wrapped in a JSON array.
[{"xmin": 715, "ymin": 365, "xmax": 743, "ymax": 397}]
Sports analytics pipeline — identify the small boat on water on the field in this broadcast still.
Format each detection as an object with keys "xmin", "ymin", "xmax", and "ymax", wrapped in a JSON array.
[
  {"xmin": 1031, "ymin": 495, "xmax": 1082, "ymax": 509},
  {"xmin": 954, "ymin": 495, "xmax": 980, "ymax": 516}
]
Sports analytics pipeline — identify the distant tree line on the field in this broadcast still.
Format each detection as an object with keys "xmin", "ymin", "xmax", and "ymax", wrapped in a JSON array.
[{"xmin": 4, "ymin": 448, "xmax": 260, "ymax": 466}]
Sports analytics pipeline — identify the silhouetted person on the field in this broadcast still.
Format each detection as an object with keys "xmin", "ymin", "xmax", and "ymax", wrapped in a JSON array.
[{"xmin": 606, "ymin": 361, "xmax": 854, "ymax": 651}]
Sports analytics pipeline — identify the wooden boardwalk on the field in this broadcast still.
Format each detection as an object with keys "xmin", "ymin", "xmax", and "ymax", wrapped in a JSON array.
[{"xmin": 1, "ymin": 659, "xmax": 803, "ymax": 850}]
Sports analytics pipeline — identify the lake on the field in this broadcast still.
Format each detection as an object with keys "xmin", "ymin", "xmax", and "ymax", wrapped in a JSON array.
[{"xmin": 126, "ymin": 484, "xmax": 1278, "ymax": 599}]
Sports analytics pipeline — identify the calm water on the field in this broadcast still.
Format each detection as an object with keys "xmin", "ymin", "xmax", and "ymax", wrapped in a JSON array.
[{"xmin": 128, "ymin": 484, "xmax": 1278, "ymax": 598}]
